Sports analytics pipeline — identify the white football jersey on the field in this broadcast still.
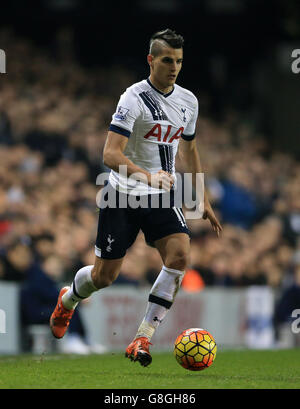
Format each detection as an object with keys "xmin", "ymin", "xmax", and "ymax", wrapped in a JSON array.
[{"xmin": 108, "ymin": 78, "xmax": 198, "ymax": 195}]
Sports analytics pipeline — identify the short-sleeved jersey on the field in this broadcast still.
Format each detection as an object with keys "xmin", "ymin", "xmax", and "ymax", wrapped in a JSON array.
[{"xmin": 108, "ymin": 78, "xmax": 198, "ymax": 195}]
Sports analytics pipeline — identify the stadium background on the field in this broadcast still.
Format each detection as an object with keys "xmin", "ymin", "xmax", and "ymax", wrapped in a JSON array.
[{"xmin": 0, "ymin": 0, "xmax": 300, "ymax": 354}]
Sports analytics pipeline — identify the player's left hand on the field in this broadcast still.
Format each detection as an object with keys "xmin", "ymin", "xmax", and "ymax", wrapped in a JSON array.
[{"xmin": 202, "ymin": 202, "xmax": 222, "ymax": 237}]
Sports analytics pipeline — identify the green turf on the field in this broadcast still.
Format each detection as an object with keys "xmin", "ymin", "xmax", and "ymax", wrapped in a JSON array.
[{"xmin": 0, "ymin": 349, "xmax": 300, "ymax": 389}]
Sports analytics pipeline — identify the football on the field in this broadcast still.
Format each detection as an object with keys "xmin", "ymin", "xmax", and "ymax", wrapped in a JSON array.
[{"xmin": 174, "ymin": 328, "xmax": 217, "ymax": 371}]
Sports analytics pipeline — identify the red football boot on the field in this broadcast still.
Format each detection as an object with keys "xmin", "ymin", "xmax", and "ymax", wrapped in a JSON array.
[
  {"xmin": 125, "ymin": 337, "xmax": 152, "ymax": 367},
  {"xmin": 50, "ymin": 286, "xmax": 74, "ymax": 339}
]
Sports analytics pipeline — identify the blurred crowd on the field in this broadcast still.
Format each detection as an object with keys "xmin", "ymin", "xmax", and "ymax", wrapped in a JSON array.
[{"xmin": 0, "ymin": 27, "xmax": 300, "ymax": 302}]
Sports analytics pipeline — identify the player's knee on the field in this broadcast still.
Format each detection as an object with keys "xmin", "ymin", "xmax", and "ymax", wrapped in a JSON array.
[{"xmin": 165, "ymin": 250, "xmax": 190, "ymax": 271}]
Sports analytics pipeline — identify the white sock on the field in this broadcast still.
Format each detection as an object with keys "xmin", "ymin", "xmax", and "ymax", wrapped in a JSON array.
[
  {"xmin": 62, "ymin": 265, "xmax": 98, "ymax": 310},
  {"xmin": 135, "ymin": 265, "xmax": 184, "ymax": 340},
  {"xmin": 135, "ymin": 304, "xmax": 169, "ymax": 340},
  {"xmin": 149, "ymin": 265, "xmax": 184, "ymax": 302}
]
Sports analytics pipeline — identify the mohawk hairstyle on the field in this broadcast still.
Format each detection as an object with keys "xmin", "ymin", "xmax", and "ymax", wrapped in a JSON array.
[{"xmin": 149, "ymin": 29, "xmax": 184, "ymax": 57}]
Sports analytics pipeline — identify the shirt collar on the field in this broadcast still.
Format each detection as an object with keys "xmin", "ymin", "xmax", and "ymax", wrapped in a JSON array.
[{"xmin": 147, "ymin": 78, "xmax": 175, "ymax": 98}]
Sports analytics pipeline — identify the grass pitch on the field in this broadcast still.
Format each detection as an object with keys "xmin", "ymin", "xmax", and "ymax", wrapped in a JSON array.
[{"xmin": 0, "ymin": 349, "xmax": 300, "ymax": 389}]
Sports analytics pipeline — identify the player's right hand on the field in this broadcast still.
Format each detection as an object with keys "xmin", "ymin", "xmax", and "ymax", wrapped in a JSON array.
[{"xmin": 149, "ymin": 170, "xmax": 174, "ymax": 191}]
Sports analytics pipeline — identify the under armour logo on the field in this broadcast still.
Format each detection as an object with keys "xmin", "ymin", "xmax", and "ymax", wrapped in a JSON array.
[
  {"xmin": 155, "ymin": 108, "xmax": 163, "ymax": 118},
  {"xmin": 106, "ymin": 234, "xmax": 115, "ymax": 252},
  {"xmin": 153, "ymin": 316, "xmax": 162, "ymax": 323},
  {"xmin": 181, "ymin": 108, "xmax": 187, "ymax": 122}
]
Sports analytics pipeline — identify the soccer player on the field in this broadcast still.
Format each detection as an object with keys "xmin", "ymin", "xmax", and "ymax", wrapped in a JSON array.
[{"xmin": 50, "ymin": 29, "xmax": 222, "ymax": 366}]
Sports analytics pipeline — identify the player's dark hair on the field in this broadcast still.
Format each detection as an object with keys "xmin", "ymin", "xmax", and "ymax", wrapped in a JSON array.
[{"xmin": 149, "ymin": 29, "xmax": 184, "ymax": 56}]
